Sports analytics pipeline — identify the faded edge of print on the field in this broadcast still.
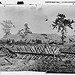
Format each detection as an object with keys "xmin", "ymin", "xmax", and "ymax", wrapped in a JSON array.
[{"xmin": 0, "ymin": 4, "xmax": 75, "ymax": 73}]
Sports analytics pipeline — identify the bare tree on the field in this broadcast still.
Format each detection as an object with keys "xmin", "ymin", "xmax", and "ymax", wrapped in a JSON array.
[{"xmin": 1, "ymin": 20, "xmax": 15, "ymax": 37}]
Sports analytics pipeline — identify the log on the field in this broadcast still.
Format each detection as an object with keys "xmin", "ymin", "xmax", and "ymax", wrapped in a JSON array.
[
  {"xmin": 4, "ymin": 58, "xmax": 13, "ymax": 65},
  {"xmin": 15, "ymin": 52, "xmax": 65, "ymax": 58}
]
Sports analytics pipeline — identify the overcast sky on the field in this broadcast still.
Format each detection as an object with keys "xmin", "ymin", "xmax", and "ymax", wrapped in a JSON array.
[{"xmin": 0, "ymin": 4, "xmax": 75, "ymax": 38}]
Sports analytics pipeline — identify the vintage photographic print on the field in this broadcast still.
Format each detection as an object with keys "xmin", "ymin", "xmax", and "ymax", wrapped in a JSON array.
[{"xmin": 0, "ymin": 4, "xmax": 75, "ymax": 73}]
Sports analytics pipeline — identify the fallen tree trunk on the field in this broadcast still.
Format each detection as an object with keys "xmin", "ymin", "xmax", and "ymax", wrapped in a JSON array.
[
  {"xmin": 15, "ymin": 52, "xmax": 65, "ymax": 58},
  {"xmin": 61, "ymin": 52, "xmax": 75, "ymax": 55},
  {"xmin": 0, "ymin": 46, "xmax": 17, "ymax": 58}
]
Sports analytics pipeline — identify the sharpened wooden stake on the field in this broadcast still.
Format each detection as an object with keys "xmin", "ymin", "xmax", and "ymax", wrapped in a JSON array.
[{"xmin": 4, "ymin": 58, "xmax": 13, "ymax": 65}]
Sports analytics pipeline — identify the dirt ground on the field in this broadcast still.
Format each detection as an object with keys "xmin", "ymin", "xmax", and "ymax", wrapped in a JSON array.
[{"xmin": 0, "ymin": 56, "xmax": 38, "ymax": 71}]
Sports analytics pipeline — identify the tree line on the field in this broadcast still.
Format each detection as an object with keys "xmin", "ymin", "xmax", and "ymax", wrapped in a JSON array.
[{"xmin": 0, "ymin": 13, "xmax": 75, "ymax": 45}]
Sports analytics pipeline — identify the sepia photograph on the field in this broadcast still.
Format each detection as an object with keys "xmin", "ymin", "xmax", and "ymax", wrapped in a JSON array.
[{"xmin": 0, "ymin": 4, "xmax": 75, "ymax": 73}]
